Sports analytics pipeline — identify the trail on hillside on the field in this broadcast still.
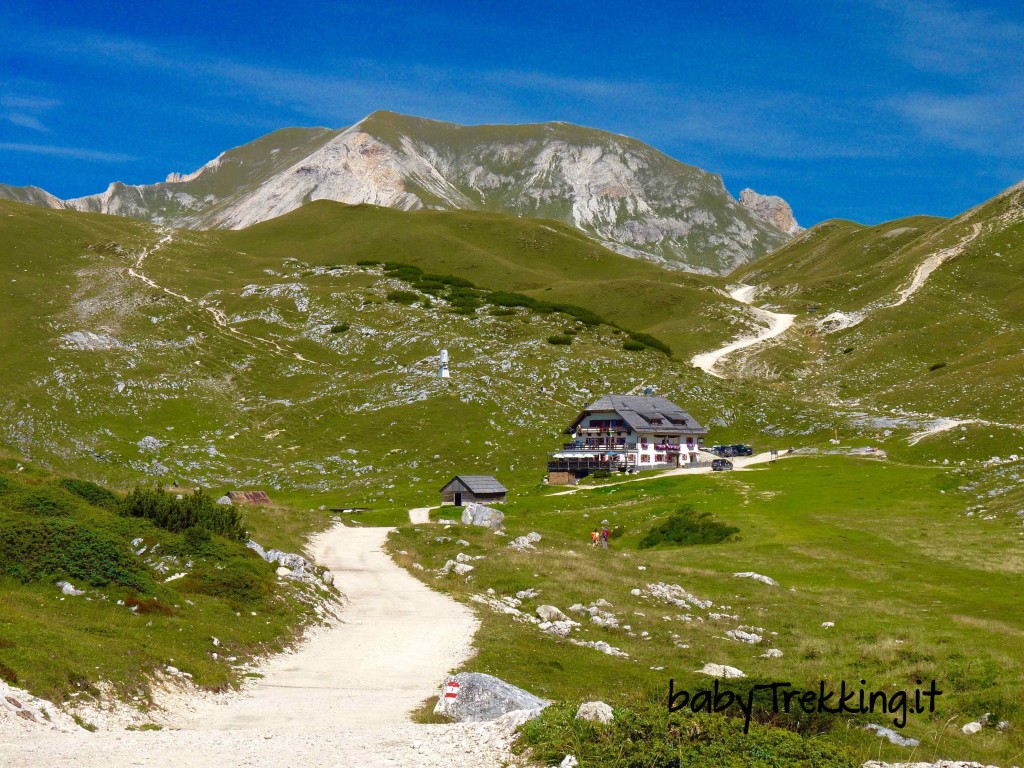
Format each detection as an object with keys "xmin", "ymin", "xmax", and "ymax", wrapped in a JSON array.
[
  {"xmin": 125, "ymin": 231, "xmax": 314, "ymax": 363},
  {"xmin": 0, "ymin": 525, "xmax": 522, "ymax": 767},
  {"xmin": 817, "ymin": 223, "xmax": 983, "ymax": 333},
  {"xmin": 690, "ymin": 285, "xmax": 795, "ymax": 377}
]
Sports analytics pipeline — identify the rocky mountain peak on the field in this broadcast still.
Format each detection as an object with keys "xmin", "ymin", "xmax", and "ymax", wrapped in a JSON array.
[{"xmin": 739, "ymin": 188, "xmax": 802, "ymax": 236}]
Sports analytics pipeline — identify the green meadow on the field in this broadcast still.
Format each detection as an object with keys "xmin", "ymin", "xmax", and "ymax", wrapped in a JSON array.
[{"xmin": 391, "ymin": 455, "xmax": 1024, "ymax": 766}]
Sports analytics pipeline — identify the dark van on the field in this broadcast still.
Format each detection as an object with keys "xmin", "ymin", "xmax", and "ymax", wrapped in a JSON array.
[{"xmin": 712, "ymin": 459, "xmax": 733, "ymax": 471}]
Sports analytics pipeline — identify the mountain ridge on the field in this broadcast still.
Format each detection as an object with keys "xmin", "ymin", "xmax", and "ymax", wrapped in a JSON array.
[{"xmin": 0, "ymin": 111, "xmax": 794, "ymax": 274}]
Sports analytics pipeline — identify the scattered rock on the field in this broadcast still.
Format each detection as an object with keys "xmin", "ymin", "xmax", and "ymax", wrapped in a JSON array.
[
  {"xmin": 215, "ymin": 495, "xmax": 233, "ymax": 505},
  {"xmin": 725, "ymin": 629, "xmax": 762, "ymax": 644},
  {"xmin": 568, "ymin": 639, "xmax": 628, "ymax": 658},
  {"xmin": 864, "ymin": 723, "xmax": 920, "ymax": 747},
  {"xmin": 57, "ymin": 580, "xmax": 84, "ymax": 597},
  {"xmin": 461, "ymin": 502, "xmax": 504, "ymax": 530},
  {"xmin": 821, "ymin": 621, "xmax": 835, "ymax": 628},
  {"xmin": 961, "ymin": 721, "xmax": 983, "ymax": 735},
  {"xmin": 733, "ymin": 571, "xmax": 778, "ymax": 586},
  {"xmin": 433, "ymin": 672, "xmax": 548, "ymax": 723},
  {"xmin": 536, "ymin": 605, "xmax": 568, "ymax": 623},
  {"xmin": 275, "ymin": 566, "xmax": 291, "ymax": 577},
  {"xmin": 560, "ymin": 756, "xmax": 579, "ymax": 768},
  {"xmin": 760, "ymin": 649, "xmax": 783, "ymax": 658},
  {"xmin": 439, "ymin": 560, "xmax": 474, "ymax": 576},
  {"xmin": 575, "ymin": 700, "xmax": 614, "ymax": 724},
  {"xmin": 508, "ymin": 532, "xmax": 542, "ymax": 551},
  {"xmin": 695, "ymin": 663, "xmax": 746, "ymax": 679}
]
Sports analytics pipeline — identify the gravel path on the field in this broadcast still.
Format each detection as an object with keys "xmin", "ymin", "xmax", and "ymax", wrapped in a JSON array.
[
  {"xmin": 691, "ymin": 284, "xmax": 796, "ymax": 377},
  {"xmin": 0, "ymin": 525, "xmax": 527, "ymax": 767}
]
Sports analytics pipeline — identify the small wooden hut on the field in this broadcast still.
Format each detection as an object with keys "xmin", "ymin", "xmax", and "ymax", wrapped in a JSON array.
[{"xmin": 440, "ymin": 475, "xmax": 507, "ymax": 507}]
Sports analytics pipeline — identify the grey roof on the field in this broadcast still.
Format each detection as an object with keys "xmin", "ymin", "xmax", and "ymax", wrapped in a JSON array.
[
  {"xmin": 441, "ymin": 475, "xmax": 508, "ymax": 494},
  {"xmin": 566, "ymin": 395, "xmax": 707, "ymax": 435}
]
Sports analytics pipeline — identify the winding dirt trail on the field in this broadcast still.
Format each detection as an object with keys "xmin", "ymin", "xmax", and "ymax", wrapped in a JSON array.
[
  {"xmin": 0, "ymin": 525, "xmax": 517, "ymax": 767},
  {"xmin": 691, "ymin": 285, "xmax": 795, "ymax": 377}
]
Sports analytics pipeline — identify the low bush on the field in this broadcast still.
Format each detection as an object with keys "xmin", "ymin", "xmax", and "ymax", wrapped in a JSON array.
[
  {"xmin": 385, "ymin": 290, "xmax": 420, "ymax": 305},
  {"xmin": 929, "ymin": 361, "xmax": 947, "ymax": 371},
  {"xmin": 124, "ymin": 596, "xmax": 174, "ymax": 616},
  {"xmin": 120, "ymin": 487, "xmax": 247, "ymax": 541},
  {"xmin": 58, "ymin": 479, "xmax": 119, "ymax": 510},
  {"xmin": 184, "ymin": 560, "xmax": 270, "ymax": 604},
  {"xmin": 517, "ymin": 698, "xmax": 857, "ymax": 768},
  {"xmin": 547, "ymin": 335, "xmax": 573, "ymax": 345},
  {"xmin": 623, "ymin": 339, "xmax": 648, "ymax": 352},
  {"xmin": 329, "ymin": 322, "xmax": 349, "ymax": 334},
  {"xmin": 627, "ymin": 331, "xmax": 672, "ymax": 356},
  {"xmin": 638, "ymin": 505, "xmax": 739, "ymax": 549},
  {"xmin": 0, "ymin": 518, "xmax": 150, "ymax": 589}
]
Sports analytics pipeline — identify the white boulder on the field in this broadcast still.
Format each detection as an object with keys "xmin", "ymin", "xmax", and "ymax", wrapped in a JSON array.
[{"xmin": 575, "ymin": 700, "xmax": 614, "ymax": 724}]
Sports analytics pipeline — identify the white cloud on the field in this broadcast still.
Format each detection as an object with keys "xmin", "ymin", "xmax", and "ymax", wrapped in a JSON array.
[{"xmin": 0, "ymin": 143, "xmax": 134, "ymax": 162}]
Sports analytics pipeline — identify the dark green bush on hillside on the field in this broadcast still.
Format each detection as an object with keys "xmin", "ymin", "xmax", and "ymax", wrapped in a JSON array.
[
  {"xmin": 517, "ymin": 698, "xmax": 857, "ymax": 768},
  {"xmin": 547, "ymin": 335, "xmax": 573, "ymax": 345},
  {"xmin": 623, "ymin": 339, "xmax": 648, "ymax": 352},
  {"xmin": 386, "ymin": 289, "xmax": 420, "ymax": 305},
  {"xmin": 120, "ymin": 487, "xmax": 247, "ymax": 541},
  {"xmin": 59, "ymin": 479, "xmax": 119, "ymax": 510},
  {"xmin": 638, "ymin": 505, "xmax": 738, "ymax": 549},
  {"xmin": 0, "ymin": 518, "xmax": 150, "ymax": 590},
  {"xmin": 627, "ymin": 331, "xmax": 672, "ymax": 356},
  {"xmin": 329, "ymin": 322, "xmax": 350, "ymax": 334},
  {"xmin": 183, "ymin": 559, "xmax": 270, "ymax": 604}
]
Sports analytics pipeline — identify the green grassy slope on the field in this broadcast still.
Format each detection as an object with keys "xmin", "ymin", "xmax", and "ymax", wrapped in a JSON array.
[
  {"xmin": 732, "ymin": 215, "xmax": 947, "ymax": 312},
  {"xmin": 0, "ymin": 459, "xmax": 332, "ymax": 708},
  {"xmin": 725, "ymin": 181, "xmax": 1024, "ymax": 425},
  {"xmin": 0, "ymin": 199, "xmax": 829, "ymax": 509},
  {"xmin": 393, "ymin": 455, "xmax": 1024, "ymax": 766}
]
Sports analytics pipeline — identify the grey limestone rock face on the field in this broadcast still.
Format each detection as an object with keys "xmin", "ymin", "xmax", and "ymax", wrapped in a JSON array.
[
  {"xmin": 460, "ymin": 502, "xmax": 504, "ymax": 530},
  {"xmin": 433, "ymin": 672, "xmax": 549, "ymax": 723}
]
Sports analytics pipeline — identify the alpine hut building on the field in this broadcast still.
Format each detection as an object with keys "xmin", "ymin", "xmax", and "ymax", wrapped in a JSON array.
[
  {"xmin": 440, "ymin": 475, "xmax": 508, "ymax": 507},
  {"xmin": 547, "ymin": 394, "xmax": 708, "ymax": 485}
]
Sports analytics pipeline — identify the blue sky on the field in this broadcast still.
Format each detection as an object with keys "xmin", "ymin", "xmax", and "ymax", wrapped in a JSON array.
[{"xmin": 1, "ymin": 0, "xmax": 1022, "ymax": 225}]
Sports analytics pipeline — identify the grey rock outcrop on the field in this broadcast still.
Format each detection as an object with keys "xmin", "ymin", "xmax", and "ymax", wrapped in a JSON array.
[
  {"xmin": 576, "ymin": 700, "xmax": 614, "ymax": 724},
  {"xmin": 739, "ymin": 188, "xmax": 802, "ymax": 236},
  {"xmin": 433, "ymin": 672, "xmax": 549, "ymax": 723},
  {"xmin": 461, "ymin": 502, "xmax": 504, "ymax": 530}
]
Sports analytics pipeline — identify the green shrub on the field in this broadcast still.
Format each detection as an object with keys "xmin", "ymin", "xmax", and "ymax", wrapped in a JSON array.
[
  {"xmin": 12, "ymin": 487, "xmax": 76, "ymax": 517},
  {"xmin": 548, "ymin": 302, "xmax": 605, "ymax": 326},
  {"xmin": 0, "ymin": 518, "xmax": 150, "ymax": 589},
  {"xmin": 517, "ymin": 698, "xmax": 857, "ymax": 768},
  {"xmin": 329, "ymin": 322, "xmax": 349, "ymax": 334},
  {"xmin": 627, "ymin": 331, "xmax": 672, "ymax": 356},
  {"xmin": 547, "ymin": 335, "xmax": 573, "ymax": 346},
  {"xmin": 638, "ymin": 505, "xmax": 738, "ymax": 549},
  {"xmin": 58, "ymin": 479, "xmax": 119, "ymax": 510},
  {"xmin": 120, "ymin": 487, "xmax": 247, "ymax": 541},
  {"xmin": 591, "ymin": 469, "xmax": 611, "ymax": 479},
  {"xmin": 186, "ymin": 560, "xmax": 270, "ymax": 604},
  {"xmin": 385, "ymin": 290, "xmax": 420, "ymax": 305},
  {"xmin": 563, "ymin": 328, "xmax": 578, "ymax": 335},
  {"xmin": 486, "ymin": 291, "xmax": 538, "ymax": 309},
  {"xmin": 929, "ymin": 361, "xmax": 947, "ymax": 371},
  {"xmin": 623, "ymin": 339, "xmax": 648, "ymax": 352},
  {"xmin": 842, "ymin": 347, "xmax": 854, "ymax": 354}
]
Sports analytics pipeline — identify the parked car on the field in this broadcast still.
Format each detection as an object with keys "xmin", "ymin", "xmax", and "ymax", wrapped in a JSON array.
[
  {"xmin": 712, "ymin": 458, "xmax": 733, "ymax": 471},
  {"xmin": 711, "ymin": 445, "xmax": 733, "ymax": 457},
  {"xmin": 731, "ymin": 444, "xmax": 754, "ymax": 456}
]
